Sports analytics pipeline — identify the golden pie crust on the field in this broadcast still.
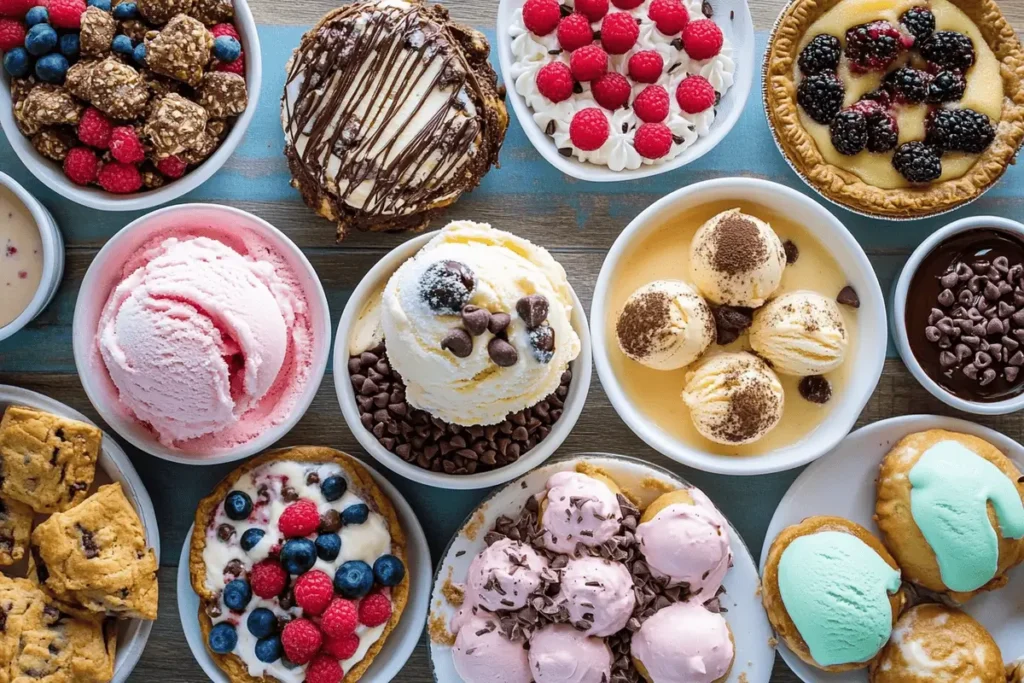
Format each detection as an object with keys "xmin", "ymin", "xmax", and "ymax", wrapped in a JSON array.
[{"xmin": 764, "ymin": 0, "xmax": 1024, "ymax": 219}]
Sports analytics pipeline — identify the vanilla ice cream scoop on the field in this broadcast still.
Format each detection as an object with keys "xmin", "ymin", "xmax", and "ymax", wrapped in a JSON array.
[
  {"xmin": 540, "ymin": 471, "xmax": 623, "ymax": 554},
  {"xmin": 453, "ymin": 613, "xmax": 532, "ymax": 683},
  {"xmin": 682, "ymin": 352, "xmax": 784, "ymax": 445},
  {"xmin": 381, "ymin": 221, "xmax": 581, "ymax": 426},
  {"xmin": 690, "ymin": 209, "xmax": 787, "ymax": 307},
  {"xmin": 616, "ymin": 280, "xmax": 715, "ymax": 371},
  {"xmin": 529, "ymin": 625, "xmax": 612, "ymax": 683},
  {"xmin": 631, "ymin": 602, "xmax": 734, "ymax": 683},
  {"xmin": 557, "ymin": 557, "xmax": 635, "ymax": 637},
  {"xmin": 465, "ymin": 538, "xmax": 547, "ymax": 613},
  {"xmin": 749, "ymin": 290, "xmax": 849, "ymax": 376}
]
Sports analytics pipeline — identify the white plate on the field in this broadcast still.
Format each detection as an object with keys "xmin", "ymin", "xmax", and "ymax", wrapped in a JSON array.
[
  {"xmin": 177, "ymin": 456, "xmax": 432, "ymax": 682},
  {"xmin": 760, "ymin": 414, "xmax": 1024, "ymax": 683},
  {"xmin": 429, "ymin": 453, "xmax": 775, "ymax": 683},
  {"xmin": 0, "ymin": 385, "xmax": 160, "ymax": 683}
]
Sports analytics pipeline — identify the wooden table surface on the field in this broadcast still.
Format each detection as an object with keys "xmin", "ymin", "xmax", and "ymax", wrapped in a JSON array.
[{"xmin": 2, "ymin": 0, "xmax": 1024, "ymax": 681}]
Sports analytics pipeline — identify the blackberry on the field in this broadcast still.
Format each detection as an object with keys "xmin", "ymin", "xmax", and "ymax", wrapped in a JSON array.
[
  {"xmin": 866, "ymin": 112, "xmax": 899, "ymax": 153},
  {"xmin": 926, "ymin": 108, "xmax": 995, "ymax": 154},
  {"xmin": 844, "ymin": 21, "xmax": 910, "ymax": 72},
  {"xmin": 899, "ymin": 6, "xmax": 935, "ymax": 43},
  {"xmin": 883, "ymin": 67, "xmax": 931, "ymax": 103},
  {"xmin": 919, "ymin": 31, "xmax": 975, "ymax": 71},
  {"xmin": 798, "ymin": 34, "xmax": 842, "ymax": 75},
  {"xmin": 892, "ymin": 142, "xmax": 942, "ymax": 183},
  {"xmin": 797, "ymin": 72, "xmax": 845, "ymax": 124},
  {"xmin": 926, "ymin": 70, "xmax": 967, "ymax": 103},
  {"xmin": 829, "ymin": 109, "xmax": 868, "ymax": 155}
]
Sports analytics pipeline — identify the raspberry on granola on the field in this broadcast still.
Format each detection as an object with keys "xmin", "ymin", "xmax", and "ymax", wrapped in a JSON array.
[
  {"xmin": 197, "ymin": 71, "xmax": 246, "ymax": 119},
  {"xmin": 80, "ymin": 6, "xmax": 117, "ymax": 56},
  {"xmin": 143, "ymin": 91, "xmax": 207, "ymax": 157},
  {"xmin": 144, "ymin": 13, "xmax": 213, "ymax": 86}
]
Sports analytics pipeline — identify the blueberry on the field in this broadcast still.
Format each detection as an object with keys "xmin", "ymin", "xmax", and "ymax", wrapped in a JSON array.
[
  {"xmin": 34, "ymin": 53, "xmax": 67, "ymax": 83},
  {"xmin": 334, "ymin": 560, "xmax": 374, "ymax": 599},
  {"xmin": 254, "ymin": 635, "xmax": 283, "ymax": 663},
  {"xmin": 24, "ymin": 24, "xmax": 57, "ymax": 56},
  {"xmin": 224, "ymin": 491, "xmax": 252, "ymax": 521},
  {"xmin": 240, "ymin": 528, "xmax": 265, "ymax": 552},
  {"xmin": 208, "ymin": 623, "xmax": 237, "ymax": 654},
  {"xmin": 212, "ymin": 35, "xmax": 240, "ymax": 62},
  {"xmin": 247, "ymin": 607, "xmax": 277, "ymax": 638},
  {"xmin": 320, "ymin": 475, "xmax": 347, "ymax": 502},
  {"xmin": 59, "ymin": 33, "xmax": 79, "ymax": 58},
  {"xmin": 341, "ymin": 503, "xmax": 369, "ymax": 525},
  {"xmin": 87, "ymin": 0, "xmax": 111, "ymax": 9},
  {"xmin": 3, "ymin": 48, "xmax": 30, "ymax": 78},
  {"xmin": 132, "ymin": 42, "xmax": 145, "ymax": 64},
  {"xmin": 223, "ymin": 578, "xmax": 252, "ymax": 611},
  {"xmin": 315, "ymin": 533, "xmax": 341, "ymax": 561},
  {"xmin": 25, "ymin": 7, "xmax": 49, "ymax": 26},
  {"xmin": 112, "ymin": 1, "xmax": 137, "ymax": 18},
  {"xmin": 111, "ymin": 34, "xmax": 133, "ymax": 55},
  {"xmin": 373, "ymin": 554, "xmax": 406, "ymax": 587},
  {"xmin": 280, "ymin": 538, "xmax": 317, "ymax": 575}
]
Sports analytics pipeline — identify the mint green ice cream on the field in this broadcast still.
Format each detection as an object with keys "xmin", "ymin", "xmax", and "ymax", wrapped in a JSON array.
[{"xmin": 778, "ymin": 531, "xmax": 901, "ymax": 667}]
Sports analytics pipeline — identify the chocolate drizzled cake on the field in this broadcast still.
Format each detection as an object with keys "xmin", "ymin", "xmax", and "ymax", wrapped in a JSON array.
[{"xmin": 281, "ymin": 0, "xmax": 508, "ymax": 240}]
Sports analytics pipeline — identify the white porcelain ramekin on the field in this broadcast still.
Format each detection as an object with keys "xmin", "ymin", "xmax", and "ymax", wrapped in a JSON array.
[
  {"xmin": 591, "ymin": 177, "xmax": 887, "ymax": 476},
  {"xmin": 891, "ymin": 215, "xmax": 1024, "ymax": 415},
  {"xmin": 334, "ymin": 231, "xmax": 593, "ymax": 490}
]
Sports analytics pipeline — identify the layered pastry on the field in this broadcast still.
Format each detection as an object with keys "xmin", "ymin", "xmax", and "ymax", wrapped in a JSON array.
[
  {"xmin": 509, "ymin": 0, "xmax": 737, "ymax": 170},
  {"xmin": 347, "ymin": 220, "xmax": 582, "ymax": 475},
  {"xmin": 765, "ymin": 0, "xmax": 1024, "ymax": 218},
  {"xmin": 869, "ymin": 604, "xmax": 1006, "ymax": 683},
  {"xmin": 875, "ymin": 429, "xmax": 1024, "ymax": 602},
  {"xmin": 607, "ymin": 201, "xmax": 859, "ymax": 455},
  {"xmin": 762, "ymin": 516, "xmax": 905, "ymax": 672},
  {"xmin": 437, "ymin": 463, "xmax": 739, "ymax": 683},
  {"xmin": 282, "ymin": 0, "xmax": 508, "ymax": 240},
  {"xmin": 189, "ymin": 446, "xmax": 409, "ymax": 683}
]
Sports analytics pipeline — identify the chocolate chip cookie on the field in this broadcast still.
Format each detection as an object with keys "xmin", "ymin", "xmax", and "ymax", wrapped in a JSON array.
[{"xmin": 0, "ymin": 496, "xmax": 33, "ymax": 566}]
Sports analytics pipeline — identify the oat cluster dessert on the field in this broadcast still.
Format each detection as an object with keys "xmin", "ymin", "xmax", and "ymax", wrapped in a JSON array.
[
  {"xmin": 2, "ymin": 0, "xmax": 249, "ymax": 193},
  {"xmin": 509, "ymin": 0, "xmax": 736, "ymax": 170},
  {"xmin": 281, "ymin": 0, "xmax": 508, "ymax": 240}
]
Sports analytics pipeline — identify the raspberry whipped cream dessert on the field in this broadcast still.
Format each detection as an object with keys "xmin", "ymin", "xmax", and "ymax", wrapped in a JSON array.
[
  {"xmin": 439, "ymin": 463, "xmax": 738, "ymax": 683},
  {"xmin": 190, "ymin": 447, "xmax": 409, "ymax": 683},
  {"xmin": 509, "ymin": 0, "xmax": 736, "ymax": 171}
]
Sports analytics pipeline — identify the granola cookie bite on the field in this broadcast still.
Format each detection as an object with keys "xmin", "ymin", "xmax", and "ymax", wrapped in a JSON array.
[
  {"xmin": 875, "ymin": 429, "xmax": 1024, "ymax": 602},
  {"xmin": 631, "ymin": 601, "xmax": 735, "ymax": 683}
]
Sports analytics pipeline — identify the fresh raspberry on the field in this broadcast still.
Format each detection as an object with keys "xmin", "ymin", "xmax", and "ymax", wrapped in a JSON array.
[
  {"xmin": 536, "ymin": 61, "xmax": 574, "ymax": 103},
  {"xmin": 573, "ymin": 0, "xmax": 607, "ymax": 22},
  {"xmin": 601, "ymin": 11, "xmax": 638, "ymax": 54},
  {"xmin": 97, "ymin": 162, "xmax": 142, "ymax": 194},
  {"xmin": 281, "ymin": 618, "xmax": 322, "ymax": 665},
  {"xmin": 522, "ymin": 0, "xmax": 560, "ymax": 36},
  {"xmin": 109, "ymin": 126, "xmax": 145, "ymax": 164},
  {"xmin": 675, "ymin": 74, "xmax": 715, "ymax": 113},
  {"xmin": 156, "ymin": 155, "xmax": 187, "ymax": 179},
  {"xmin": 210, "ymin": 22, "xmax": 239, "ymax": 40},
  {"xmin": 358, "ymin": 592, "xmax": 392, "ymax": 628},
  {"xmin": 77, "ymin": 107, "xmax": 113, "ymax": 149},
  {"xmin": 610, "ymin": 0, "xmax": 643, "ymax": 8},
  {"xmin": 305, "ymin": 655, "xmax": 342, "ymax": 683},
  {"xmin": 648, "ymin": 0, "xmax": 689, "ymax": 35},
  {"xmin": 0, "ymin": 18, "xmax": 26, "ymax": 51},
  {"xmin": 278, "ymin": 499, "xmax": 320, "ymax": 538},
  {"xmin": 569, "ymin": 107, "xmax": 609, "ymax": 151},
  {"xmin": 633, "ymin": 122, "xmax": 673, "ymax": 158},
  {"xmin": 63, "ymin": 147, "xmax": 98, "ymax": 186},
  {"xmin": 322, "ymin": 633, "xmax": 360, "ymax": 660},
  {"xmin": 0, "ymin": 0, "xmax": 35, "ymax": 18},
  {"xmin": 682, "ymin": 19, "xmax": 723, "ymax": 60},
  {"xmin": 45, "ymin": 0, "xmax": 85, "ymax": 28},
  {"xmin": 215, "ymin": 54, "xmax": 245, "ymax": 75},
  {"xmin": 320, "ymin": 598, "xmax": 359, "ymax": 638},
  {"xmin": 294, "ymin": 570, "xmax": 334, "ymax": 616},
  {"xmin": 249, "ymin": 560, "xmax": 288, "ymax": 599},
  {"xmin": 628, "ymin": 50, "xmax": 663, "ymax": 83},
  {"xmin": 569, "ymin": 43, "xmax": 607, "ymax": 82},
  {"xmin": 556, "ymin": 13, "xmax": 593, "ymax": 52},
  {"xmin": 634, "ymin": 85, "xmax": 669, "ymax": 123},
  {"xmin": 592, "ymin": 72, "xmax": 631, "ymax": 110}
]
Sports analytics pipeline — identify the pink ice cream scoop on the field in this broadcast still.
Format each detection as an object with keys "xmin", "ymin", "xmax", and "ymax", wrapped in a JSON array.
[
  {"xmin": 557, "ymin": 556, "xmax": 635, "ymax": 637},
  {"xmin": 453, "ymin": 613, "xmax": 533, "ymax": 683},
  {"xmin": 541, "ymin": 472, "xmax": 622, "ymax": 554},
  {"xmin": 635, "ymin": 489, "xmax": 732, "ymax": 598},
  {"xmin": 465, "ymin": 538, "xmax": 548, "ymax": 613},
  {"xmin": 631, "ymin": 601, "xmax": 734, "ymax": 683},
  {"xmin": 528, "ymin": 624, "xmax": 612, "ymax": 683}
]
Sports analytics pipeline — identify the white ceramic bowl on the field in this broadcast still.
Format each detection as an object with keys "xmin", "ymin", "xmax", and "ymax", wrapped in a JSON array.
[
  {"xmin": 0, "ymin": 385, "xmax": 160, "ymax": 683},
  {"xmin": 496, "ymin": 0, "xmax": 755, "ymax": 182},
  {"xmin": 0, "ymin": 0, "xmax": 262, "ymax": 212},
  {"xmin": 0, "ymin": 172, "xmax": 64, "ymax": 343},
  {"xmin": 71, "ymin": 204, "xmax": 331, "ymax": 464},
  {"xmin": 177, "ymin": 454, "xmax": 432, "ymax": 682},
  {"xmin": 591, "ymin": 177, "xmax": 887, "ymax": 475},
  {"xmin": 429, "ymin": 453, "xmax": 776, "ymax": 683},
  {"xmin": 761, "ymin": 415, "xmax": 1024, "ymax": 683},
  {"xmin": 891, "ymin": 215, "xmax": 1024, "ymax": 415},
  {"xmin": 334, "ymin": 231, "xmax": 593, "ymax": 490}
]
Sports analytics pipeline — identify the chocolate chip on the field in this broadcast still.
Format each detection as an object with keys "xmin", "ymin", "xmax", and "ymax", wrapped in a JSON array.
[
  {"xmin": 798, "ymin": 376, "xmax": 832, "ymax": 404},
  {"xmin": 783, "ymin": 240, "xmax": 799, "ymax": 265},
  {"xmin": 981, "ymin": 368, "xmax": 998, "ymax": 385},
  {"xmin": 1006, "ymin": 366, "xmax": 1020, "ymax": 382},
  {"xmin": 319, "ymin": 510, "xmax": 342, "ymax": 534},
  {"xmin": 489, "ymin": 312, "xmax": 512, "ymax": 335},
  {"xmin": 516, "ymin": 295, "xmax": 550, "ymax": 329},
  {"xmin": 529, "ymin": 325, "xmax": 555, "ymax": 364},
  {"xmin": 461, "ymin": 305, "xmax": 492, "ymax": 336},
  {"xmin": 225, "ymin": 559, "xmax": 244, "ymax": 578},
  {"xmin": 282, "ymin": 486, "xmax": 299, "ymax": 502},
  {"xmin": 837, "ymin": 286, "xmax": 860, "ymax": 308},
  {"xmin": 488, "ymin": 338, "xmax": 519, "ymax": 367},
  {"xmin": 442, "ymin": 328, "xmax": 474, "ymax": 358},
  {"xmin": 924, "ymin": 326, "xmax": 941, "ymax": 342},
  {"xmin": 939, "ymin": 271, "xmax": 959, "ymax": 289},
  {"xmin": 420, "ymin": 260, "xmax": 476, "ymax": 314},
  {"xmin": 77, "ymin": 525, "xmax": 99, "ymax": 559},
  {"xmin": 217, "ymin": 524, "xmax": 235, "ymax": 542},
  {"xmin": 937, "ymin": 289, "xmax": 955, "ymax": 307},
  {"xmin": 305, "ymin": 472, "xmax": 320, "ymax": 486}
]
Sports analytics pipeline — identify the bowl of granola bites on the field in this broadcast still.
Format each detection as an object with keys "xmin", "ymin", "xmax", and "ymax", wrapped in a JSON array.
[{"xmin": 0, "ymin": 0, "xmax": 261, "ymax": 211}]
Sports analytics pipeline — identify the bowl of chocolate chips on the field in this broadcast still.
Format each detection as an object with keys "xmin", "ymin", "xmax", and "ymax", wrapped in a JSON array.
[{"xmin": 894, "ymin": 215, "xmax": 1024, "ymax": 415}]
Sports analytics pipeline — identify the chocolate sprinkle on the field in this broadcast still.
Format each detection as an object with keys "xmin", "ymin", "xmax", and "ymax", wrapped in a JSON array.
[{"xmin": 710, "ymin": 214, "xmax": 768, "ymax": 275}]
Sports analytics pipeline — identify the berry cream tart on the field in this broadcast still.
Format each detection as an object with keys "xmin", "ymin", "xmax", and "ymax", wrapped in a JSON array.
[
  {"xmin": 764, "ymin": 0, "xmax": 1024, "ymax": 218},
  {"xmin": 509, "ymin": 0, "xmax": 736, "ymax": 170},
  {"xmin": 189, "ymin": 447, "xmax": 409, "ymax": 683}
]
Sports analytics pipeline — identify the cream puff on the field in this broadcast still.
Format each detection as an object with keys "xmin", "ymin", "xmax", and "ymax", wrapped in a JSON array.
[
  {"xmin": 631, "ymin": 601, "xmax": 735, "ymax": 683},
  {"xmin": 556, "ymin": 556, "xmax": 635, "ymax": 637},
  {"xmin": 453, "ymin": 612, "xmax": 532, "ymax": 683},
  {"xmin": 539, "ymin": 470, "xmax": 623, "ymax": 555},
  {"xmin": 528, "ymin": 624, "xmax": 612, "ymax": 683},
  {"xmin": 464, "ymin": 538, "xmax": 547, "ymax": 613}
]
